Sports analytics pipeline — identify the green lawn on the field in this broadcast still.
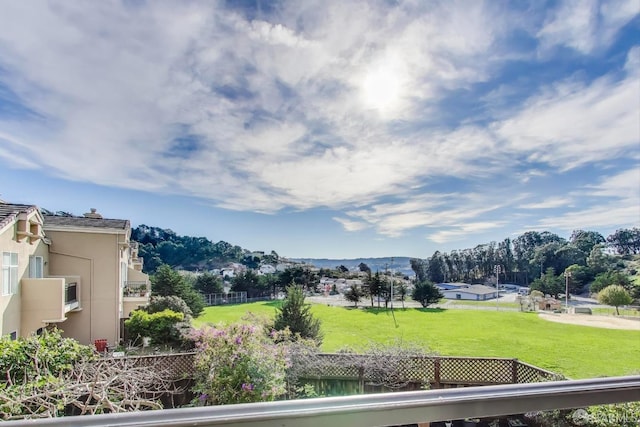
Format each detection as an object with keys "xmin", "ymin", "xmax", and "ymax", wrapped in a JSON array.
[{"xmin": 195, "ymin": 302, "xmax": 640, "ymax": 379}]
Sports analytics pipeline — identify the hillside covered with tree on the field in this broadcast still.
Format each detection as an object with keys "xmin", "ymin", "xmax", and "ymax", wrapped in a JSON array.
[{"xmin": 131, "ymin": 225, "xmax": 279, "ymax": 273}]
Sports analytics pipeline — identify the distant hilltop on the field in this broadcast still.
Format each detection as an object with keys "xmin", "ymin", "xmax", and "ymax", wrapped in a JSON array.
[{"xmin": 291, "ymin": 257, "xmax": 415, "ymax": 277}]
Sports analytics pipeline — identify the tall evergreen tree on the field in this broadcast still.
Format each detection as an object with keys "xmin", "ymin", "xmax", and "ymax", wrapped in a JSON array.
[
  {"xmin": 411, "ymin": 281, "xmax": 443, "ymax": 308},
  {"xmin": 151, "ymin": 265, "xmax": 204, "ymax": 317},
  {"xmin": 274, "ymin": 285, "xmax": 322, "ymax": 343},
  {"xmin": 344, "ymin": 285, "xmax": 364, "ymax": 308},
  {"xmin": 194, "ymin": 272, "xmax": 224, "ymax": 295}
]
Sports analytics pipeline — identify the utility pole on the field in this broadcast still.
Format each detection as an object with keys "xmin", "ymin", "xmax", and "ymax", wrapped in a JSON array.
[
  {"xmin": 564, "ymin": 270, "xmax": 572, "ymax": 313},
  {"xmin": 390, "ymin": 257, "xmax": 394, "ymax": 310},
  {"xmin": 495, "ymin": 265, "xmax": 501, "ymax": 311}
]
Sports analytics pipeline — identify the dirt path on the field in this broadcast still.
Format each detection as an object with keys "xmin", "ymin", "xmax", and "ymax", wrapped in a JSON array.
[{"xmin": 538, "ymin": 313, "xmax": 640, "ymax": 330}]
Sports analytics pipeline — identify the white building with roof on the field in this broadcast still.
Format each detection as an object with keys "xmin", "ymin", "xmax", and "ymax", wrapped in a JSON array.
[{"xmin": 441, "ymin": 284, "xmax": 498, "ymax": 301}]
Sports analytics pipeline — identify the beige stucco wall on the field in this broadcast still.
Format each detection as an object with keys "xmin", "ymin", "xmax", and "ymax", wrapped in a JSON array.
[
  {"xmin": 0, "ymin": 221, "xmax": 49, "ymax": 338},
  {"xmin": 20, "ymin": 277, "xmax": 65, "ymax": 335},
  {"xmin": 123, "ymin": 297, "xmax": 148, "ymax": 319},
  {"xmin": 20, "ymin": 275, "xmax": 82, "ymax": 338},
  {"xmin": 128, "ymin": 267, "xmax": 149, "ymax": 284},
  {"xmin": 46, "ymin": 230, "xmax": 126, "ymax": 346}
]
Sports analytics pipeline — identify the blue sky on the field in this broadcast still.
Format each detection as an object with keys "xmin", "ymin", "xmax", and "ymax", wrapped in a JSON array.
[{"xmin": 0, "ymin": 1, "xmax": 638, "ymax": 259}]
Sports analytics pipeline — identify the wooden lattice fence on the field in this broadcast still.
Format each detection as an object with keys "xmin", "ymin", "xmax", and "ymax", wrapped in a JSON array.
[
  {"xmin": 292, "ymin": 353, "xmax": 562, "ymax": 395},
  {"xmin": 96, "ymin": 352, "xmax": 196, "ymax": 379},
  {"xmin": 96, "ymin": 352, "xmax": 562, "ymax": 397}
]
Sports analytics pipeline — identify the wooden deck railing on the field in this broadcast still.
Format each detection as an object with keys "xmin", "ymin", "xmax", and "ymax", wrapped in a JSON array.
[{"xmin": 9, "ymin": 375, "xmax": 640, "ymax": 427}]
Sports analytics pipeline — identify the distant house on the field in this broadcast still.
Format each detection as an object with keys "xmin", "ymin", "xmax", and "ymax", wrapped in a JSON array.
[
  {"xmin": 220, "ymin": 268, "xmax": 235, "ymax": 279},
  {"xmin": 441, "ymin": 284, "xmax": 498, "ymax": 301},
  {"xmin": 259, "ymin": 264, "xmax": 276, "ymax": 274}
]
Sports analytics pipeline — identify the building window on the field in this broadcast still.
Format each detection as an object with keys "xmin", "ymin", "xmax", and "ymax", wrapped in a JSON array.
[
  {"xmin": 29, "ymin": 256, "xmax": 44, "ymax": 278},
  {"xmin": 456, "ymin": 293, "xmax": 461, "ymax": 300},
  {"xmin": 9, "ymin": 331, "xmax": 17, "ymax": 340},
  {"xmin": 120, "ymin": 261, "xmax": 127, "ymax": 288},
  {"xmin": 2, "ymin": 252, "xmax": 18, "ymax": 295}
]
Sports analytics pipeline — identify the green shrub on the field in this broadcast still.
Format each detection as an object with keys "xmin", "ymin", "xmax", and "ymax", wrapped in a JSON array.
[
  {"xmin": 0, "ymin": 329, "xmax": 95, "ymax": 385},
  {"xmin": 125, "ymin": 309, "xmax": 185, "ymax": 345},
  {"xmin": 586, "ymin": 402, "xmax": 640, "ymax": 427},
  {"xmin": 146, "ymin": 295, "xmax": 193, "ymax": 319}
]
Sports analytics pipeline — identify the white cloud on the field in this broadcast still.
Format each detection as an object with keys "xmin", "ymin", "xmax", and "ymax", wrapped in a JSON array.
[
  {"xmin": 494, "ymin": 68, "xmax": 640, "ymax": 170},
  {"xmin": 429, "ymin": 222, "xmax": 505, "ymax": 244},
  {"xmin": 521, "ymin": 196, "xmax": 572, "ymax": 209},
  {"xmin": 537, "ymin": 0, "xmax": 637, "ymax": 54},
  {"xmin": 332, "ymin": 217, "xmax": 369, "ymax": 232},
  {"xmin": 339, "ymin": 191, "xmax": 513, "ymax": 238},
  {"xmin": 535, "ymin": 168, "xmax": 640, "ymax": 230}
]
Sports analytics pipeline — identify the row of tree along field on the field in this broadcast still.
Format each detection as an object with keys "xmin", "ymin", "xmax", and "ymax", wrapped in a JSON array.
[
  {"xmin": 409, "ymin": 229, "xmax": 640, "ymax": 286},
  {"xmin": 132, "ymin": 225, "xmax": 639, "ymax": 282},
  {"xmin": 408, "ymin": 229, "xmax": 640, "ymax": 303}
]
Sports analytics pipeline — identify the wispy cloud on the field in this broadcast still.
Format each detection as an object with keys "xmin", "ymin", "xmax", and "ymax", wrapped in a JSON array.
[
  {"xmin": 534, "ymin": 168, "xmax": 640, "ymax": 230},
  {"xmin": 493, "ymin": 59, "xmax": 639, "ymax": 171},
  {"xmin": 537, "ymin": 0, "xmax": 638, "ymax": 54},
  {"xmin": 521, "ymin": 197, "xmax": 572, "ymax": 209},
  {"xmin": 332, "ymin": 217, "xmax": 369, "ymax": 232},
  {"xmin": 336, "ymin": 191, "xmax": 515, "ymax": 239},
  {"xmin": 429, "ymin": 221, "xmax": 506, "ymax": 244}
]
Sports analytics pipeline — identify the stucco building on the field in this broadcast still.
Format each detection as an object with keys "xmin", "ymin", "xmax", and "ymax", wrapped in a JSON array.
[{"xmin": 0, "ymin": 202, "xmax": 149, "ymax": 346}]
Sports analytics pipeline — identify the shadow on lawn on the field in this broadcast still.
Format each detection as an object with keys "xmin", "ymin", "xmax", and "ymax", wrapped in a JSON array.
[{"xmin": 257, "ymin": 300, "xmax": 282, "ymax": 308}]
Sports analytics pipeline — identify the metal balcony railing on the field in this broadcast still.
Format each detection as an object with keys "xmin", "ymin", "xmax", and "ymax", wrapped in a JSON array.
[
  {"xmin": 7, "ymin": 375, "xmax": 640, "ymax": 427},
  {"xmin": 124, "ymin": 281, "xmax": 149, "ymax": 297}
]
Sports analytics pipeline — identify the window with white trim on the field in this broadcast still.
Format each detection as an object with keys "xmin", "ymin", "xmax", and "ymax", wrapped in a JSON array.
[
  {"xmin": 2, "ymin": 252, "xmax": 18, "ymax": 295},
  {"xmin": 29, "ymin": 256, "xmax": 44, "ymax": 278},
  {"xmin": 120, "ymin": 261, "xmax": 127, "ymax": 288}
]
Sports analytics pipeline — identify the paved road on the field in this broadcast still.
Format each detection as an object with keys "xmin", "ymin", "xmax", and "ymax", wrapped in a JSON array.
[
  {"xmin": 307, "ymin": 295, "xmax": 519, "ymax": 310},
  {"xmin": 307, "ymin": 292, "xmax": 618, "ymax": 312}
]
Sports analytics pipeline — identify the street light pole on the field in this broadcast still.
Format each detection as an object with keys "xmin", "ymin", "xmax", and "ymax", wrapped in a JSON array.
[
  {"xmin": 495, "ymin": 265, "xmax": 500, "ymax": 310},
  {"xmin": 390, "ymin": 273, "xmax": 394, "ymax": 311},
  {"xmin": 390, "ymin": 257, "xmax": 394, "ymax": 310},
  {"xmin": 564, "ymin": 271, "xmax": 572, "ymax": 313}
]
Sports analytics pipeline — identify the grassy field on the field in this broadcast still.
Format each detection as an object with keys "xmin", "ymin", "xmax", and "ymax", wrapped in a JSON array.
[{"xmin": 195, "ymin": 302, "xmax": 640, "ymax": 379}]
